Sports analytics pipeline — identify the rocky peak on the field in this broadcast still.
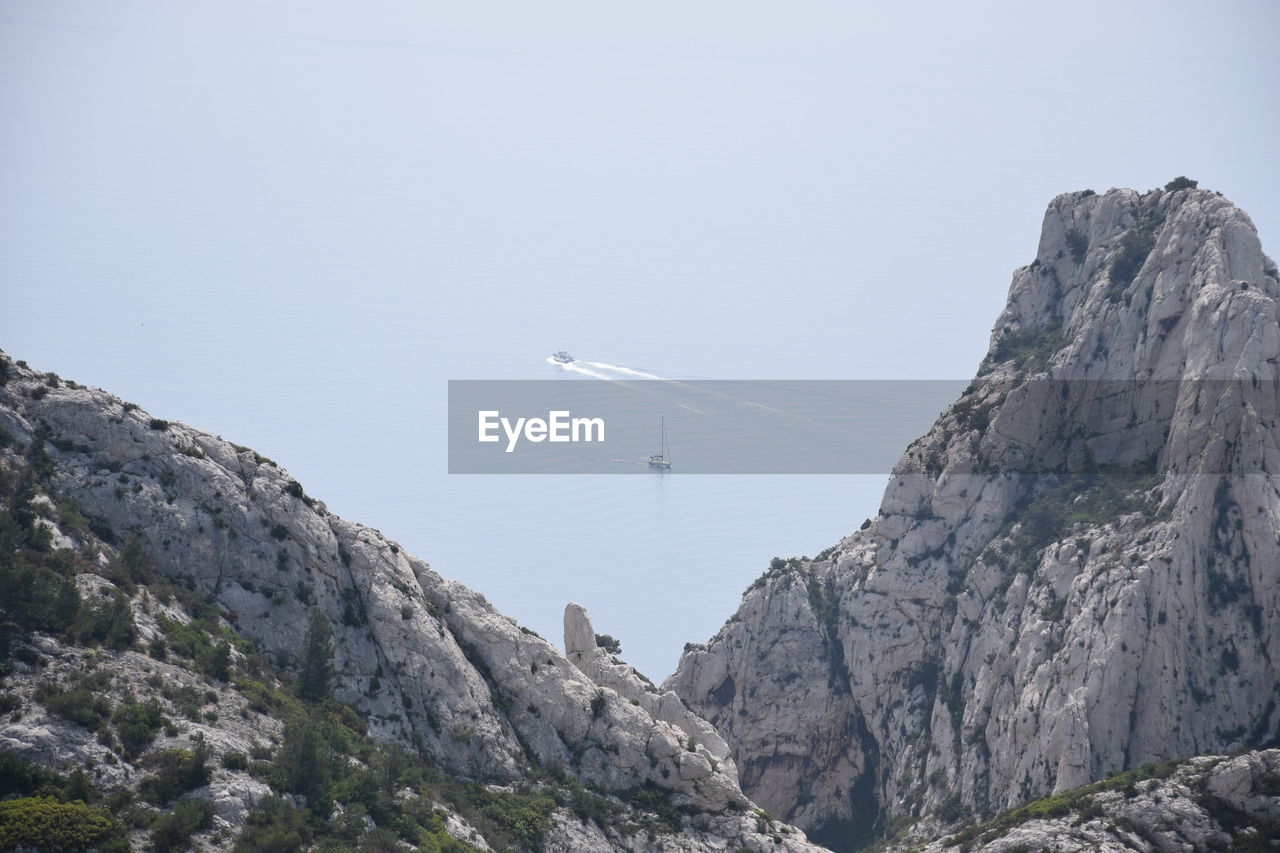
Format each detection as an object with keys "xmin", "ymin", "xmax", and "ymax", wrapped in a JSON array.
[
  {"xmin": 993, "ymin": 185, "xmax": 1278, "ymax": 382},
  {"xmin": 668, "ymin": 184, "xmax": 1280, "ymax": 849}
]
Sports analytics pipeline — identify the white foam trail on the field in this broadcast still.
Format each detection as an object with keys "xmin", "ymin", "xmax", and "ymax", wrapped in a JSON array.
[
  {"xmin": 580, "ymin": 361, "xmax": 665, "ymax": 380},
  {"xmin": 563, "ymin": 363, "xmax": 616, "ymax": 381},
  {"xmin": 546, "ymin": 357, "xmax": 615, "ymax": 381},
  {"xmin": 679, "ymin": 403, "xmax": 708, "ymax": 416}
]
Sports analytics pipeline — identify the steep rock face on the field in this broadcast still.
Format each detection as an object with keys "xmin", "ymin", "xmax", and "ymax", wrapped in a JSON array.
[
  {"xmin": 668, "ymin": 186, "xmax": 1280, "ymax": 844},
  {"xmin": 0, "ymin": 355, "xmax": 829, "ymax": 851},
  {"xmin": 670, "ymin": 561, "xmax": 868, "ymax": 840}
]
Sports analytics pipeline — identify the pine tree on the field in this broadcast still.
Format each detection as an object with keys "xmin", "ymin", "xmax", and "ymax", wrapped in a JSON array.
[
  {"xmin": 9, "ymin": 467, "xmax": 37, "ymax": 540},
  {"xmin": 25, "ymin": 433, "xmax": 54, "ymax": 481},
  {"xmin": 277, "ymin": 716, "xmax": 330, "ymax": 797},
  {"xmin": 104, "ymin": 591, "xmax": 136, "ymax": 650},
  {"xmin": 295, "ymin": 608, "xmax": 334, "ymax": 703},
  {"xmin": 109, "ymin": 534, "xmax": 152, "ymax": 590},
  {"xmin": 205, "ymin": 641, "xmax": 231, "ymax": 682},
  {"xmin": 51, "ymin": 580, "xmax": 81, "ymax": 636}
]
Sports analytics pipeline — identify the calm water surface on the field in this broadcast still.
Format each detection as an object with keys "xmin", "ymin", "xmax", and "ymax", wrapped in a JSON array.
[{"xmin": 3, "ymin": 4, "xmax": 1277, "ymax": 677}]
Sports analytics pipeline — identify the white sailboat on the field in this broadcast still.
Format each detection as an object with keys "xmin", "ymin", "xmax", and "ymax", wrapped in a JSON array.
[{"xmin": 647, "ymin": 417, "xmax": 672, "ymax": 471}]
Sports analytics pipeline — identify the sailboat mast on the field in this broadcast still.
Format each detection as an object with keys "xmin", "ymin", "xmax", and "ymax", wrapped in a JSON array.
[{"xmin": 648, "ymin": 416, "xmax": 672, "ymax": 470}]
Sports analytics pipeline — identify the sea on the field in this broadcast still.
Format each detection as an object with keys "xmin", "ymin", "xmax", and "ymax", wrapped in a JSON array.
[{"xmin": 4, "ymin": 4, "xmax": 1277, "ymax": 678}]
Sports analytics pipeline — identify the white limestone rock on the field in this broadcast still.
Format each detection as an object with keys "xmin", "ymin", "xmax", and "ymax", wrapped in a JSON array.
[
  {"xmin": 0, "ymin": 355, "xmax": 830, "ymax": 851},
  {"xmin": 669, "ymin": 186, "xmax": 1280, "ymax": 844},
  {"xmin": 904, "ymin": 749, "xmax": 1280, "ymax": 853},
  {"xmin": 563, "ymin": 602, "xmax": 735, "ymax": 774}
]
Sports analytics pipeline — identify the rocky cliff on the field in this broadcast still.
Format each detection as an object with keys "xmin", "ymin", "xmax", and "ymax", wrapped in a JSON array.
[
  {"xmin": 0, "ymin": 354, "xmax": 826, "ymax": 851},
  {"xmin": 668, "ymin": 184, "xmax": 1280, "ymax": 848},
  {"xmin": 921, "ymin": 748, "xmax": 1280, "ymax": 853}
]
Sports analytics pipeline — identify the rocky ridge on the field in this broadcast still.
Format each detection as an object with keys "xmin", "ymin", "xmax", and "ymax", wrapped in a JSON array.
[
  {"xmin": 0, "ymin": 353, "xmax": 825, "ymax": 851},
  {"xmin": 668, "ymin": 184, "xmax": 1280, "ymax": 848},
  {"xmin": 920, "ymin": 749, "xmax": 1280, "ymax": 853}
]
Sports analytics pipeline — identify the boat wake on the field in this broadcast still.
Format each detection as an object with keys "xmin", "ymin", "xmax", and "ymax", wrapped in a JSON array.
[
  {"xmin": 579, "ymin": 361, "xmax": 665, "ymax": 380},
  {"xmin": 545, "ymin": 356, "xmax": 614, "ymax": 380}
]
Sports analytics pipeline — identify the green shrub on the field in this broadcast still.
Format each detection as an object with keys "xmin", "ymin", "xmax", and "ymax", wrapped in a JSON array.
[
  {"xmin": 1164, "ymin": 176, "xmax": 1197, "ymax": 191},
  {"xmin": 0, "ymin": 796, "xmax": 126, "ymax": 853},
  {"xmin": 111, "ymin": 700, "xmax": 167, "ymax": 757},
  {"xmin": 619, "ymin": 781, "xmax": 694, "ymax": 832},
  {"xmin": 207, "ymin": 641, "xmax": 232, "ymax": 681},
  {"xmin": 138, "ymin": 743, "xmax": 211, "ymax": 805},
  {"xmin": 156, "ymin": 615, "xmax": 238, "ymax": 679},
  {"xmin": 944, "ymin": 758, "xmax": 1185, "ymax": 847},
  {"xmin": 25, "ymin": 434, "xmax": 55, "ymax": 481},
  {"xmin": 558, "ymin": 779, "xmax": 624, "ymax": 828},
  {"xmin": 234, "ymin": 796, "xmax": 312, "ymax": 852},
  {"xmin": 235, "ymin": 676, "xmax": 294, "ymax": 717},
  {"xmin": 148, "ymin": 419, "xmax": 169, "ymax": 431},
  {"xmin": 1065, "ymin": 228, "xmax": 1088, "ymax": 264},
  {"xmin": 988, "ymin": 321, "xmax": 1065, "ymax": 373},
  {"xmin": 74, "ymin": 590, "xmax": 136, "ymax": 650},
  {"xmin": 54, "ymin": 499, "xmax": 91, "ymax": 541},
  {"xmin": 0, "ymin": 550, "xmax": 82, "ymax": 638},
  {"xmin": 149, "ymin": 798, "xmax": 214, "ymax": 852},
  {"xmin": 0, "ymin": 752, "xmax": 77, "ymax": 800},
  {"xmin": 1109, "ymin": 216, "xmax": 1160, "ymax": 297},
  {"xmin": 102, "ymin": 534, "xmax": 155, "ymax": 591},
  {"xmin": 1001, "ymin": 468, "xmax": 1162, "ymax": 574},
  {"xmin": 161, "ymin": 683, "xmax": 207, "ymax": 720},
  {"xmin": 446, "ymin": 782, "xmax": 556, "ymax": 850},
  {"xmin": 35, "ymin": 685, "xmax": 112, "ymax": 732},
  {"xmin": 594, "ymin": 634, "xmax": 622, "ymax": 654},
  {"xmin": 223, "ymin": 750, "xmax": 249, "ymax": 772},
  {"xmin": 1040, "ymin": 597, "xmax": 1066, "ymax": 623}
]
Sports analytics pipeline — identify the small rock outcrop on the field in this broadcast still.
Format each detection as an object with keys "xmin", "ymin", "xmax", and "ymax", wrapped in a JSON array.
[
  {"xmin": 564, "ymin": 603, "xmax": 735, "ymax": 778},
  {"xmin": 911, "ymin": 749, "xmax": 1280, "ymax": 853}
]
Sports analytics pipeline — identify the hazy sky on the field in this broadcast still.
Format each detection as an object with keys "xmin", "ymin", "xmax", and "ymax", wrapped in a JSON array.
[{"xmin": 3, "ymin": 0, "xmax": 1277, "ymax": 677}]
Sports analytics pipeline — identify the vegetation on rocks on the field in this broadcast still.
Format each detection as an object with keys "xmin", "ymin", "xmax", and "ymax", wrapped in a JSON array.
[
  {"xmin": 986, "ymin": 321, "xmax": 1065, "ymax": 373},
  {"xmin": 0, "ymin": 444, "xmax": 670, "ymax": 852},
  {"xmin": 999, "ymin": 467, "xmax": 1165, "ymax": 573},
  {"xmin": 942, "ymin": 758, "xmax": 1186, "ymax": 850}
]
